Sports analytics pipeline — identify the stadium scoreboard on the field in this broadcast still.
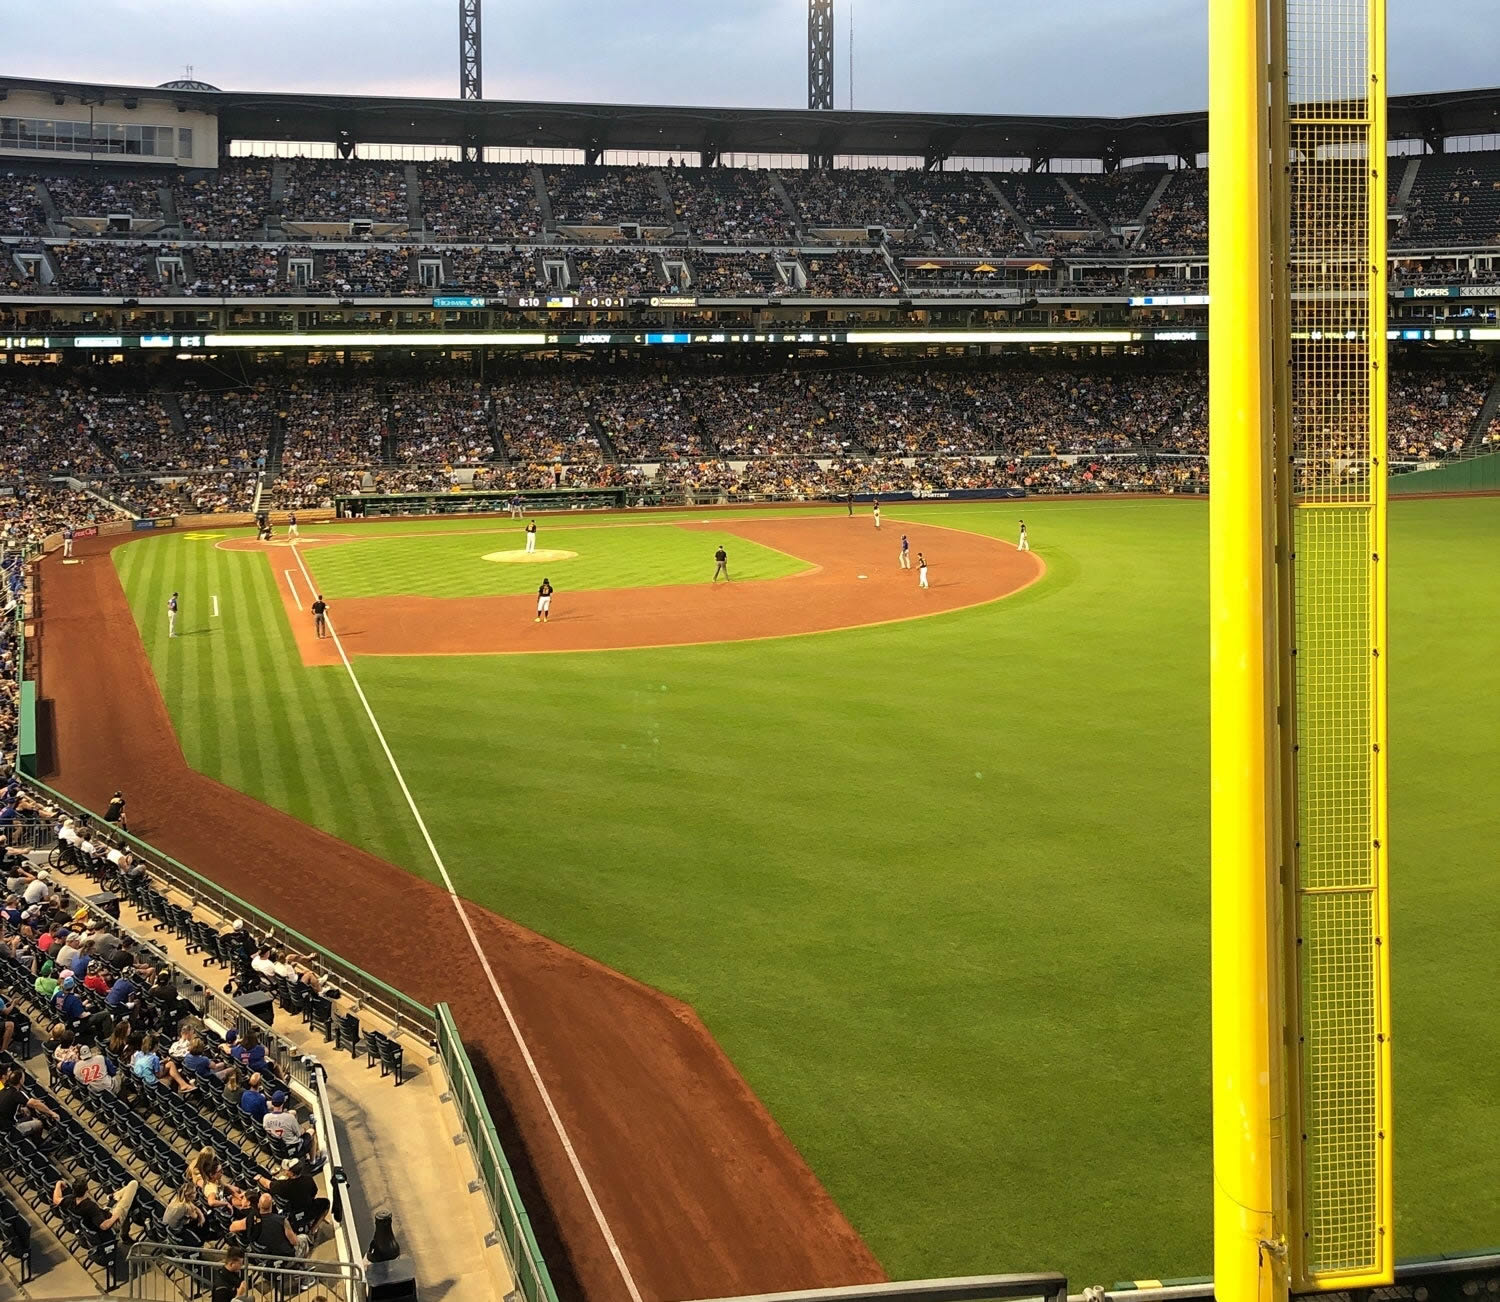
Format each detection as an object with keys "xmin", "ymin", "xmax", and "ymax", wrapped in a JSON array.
[{"xmin": 433, "ymin": 294, "xmax": 629, "ymax": 310}]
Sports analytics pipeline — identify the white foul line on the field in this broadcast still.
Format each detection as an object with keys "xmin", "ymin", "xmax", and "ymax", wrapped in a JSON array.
[
  {"xmin": 211, "ymin": 595, "xmax": 220, "ymax": 618},
  {"xmin": 283, "ymin": 569, "xmax": 304, "ymax": 611},
  {"xmin": 287, "ymin": 546, "xmax": 642, "ymax": 1302}
]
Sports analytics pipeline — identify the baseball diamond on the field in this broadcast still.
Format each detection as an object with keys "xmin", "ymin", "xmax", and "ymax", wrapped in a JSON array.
[{"xmin": 24, "ymin": 495, "xmax": 1498, "ymax": 1300}]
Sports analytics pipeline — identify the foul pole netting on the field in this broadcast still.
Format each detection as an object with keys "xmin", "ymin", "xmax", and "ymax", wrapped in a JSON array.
[{"xmin": 1210, "ymin": 2, "xmax": 1392, "ymax": 1301}]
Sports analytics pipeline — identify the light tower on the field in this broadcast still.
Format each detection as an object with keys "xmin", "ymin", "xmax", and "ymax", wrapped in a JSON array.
[
  {"xmin": 459, "ymin": 0, "xmax": 482, "ymax": 162},
  {"xmin": 808, "ymin": 0, "xmax": 833, "ymax": 111}
]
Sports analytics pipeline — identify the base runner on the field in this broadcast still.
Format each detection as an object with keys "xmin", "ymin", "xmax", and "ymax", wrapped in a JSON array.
[
  {"xmin": 535, "ymin": 578, "xmax": 553, "ymax": 623},
  {"xmin": 899, "ymin": 534, "xmax": 911, "ymax": 569}
]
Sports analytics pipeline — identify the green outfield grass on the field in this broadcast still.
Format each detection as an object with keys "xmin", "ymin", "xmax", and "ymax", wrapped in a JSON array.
[
  {"xmin": 113, "ymin": 498, "xmax": 1500, "ymax": 1286},
  {"xmin": 299, "ymin": 518, "xmax": 810, "ymax": 598}
]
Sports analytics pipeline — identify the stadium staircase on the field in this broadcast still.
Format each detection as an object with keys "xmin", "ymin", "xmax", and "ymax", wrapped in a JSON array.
[
  {"xmin": 591, "ymin": 415, "xmax": 620, "ymax": 464},
  {"xmin": 1468, "ymin": 371, "xmax": 1500, "ymax": 446},
  {"xmin": 267, "ymin": 160, "xmax": 288, "ymax": 235},
  {"xmin": 155, "ymin": 182, "xmax": 181, "ymax": 232},
  {"xmin": 158, "ymin": 391, "xmax": 188, "ymax": 445},
  {"xmin": 887, "ymin": 175, "xmax": 921, "ymax": 230},
  {"xmin": 529, "ymin": 166, "xmax": 554, "ymax": 229},
  {"xmin": 403, "ymin": 163, "xmax": 422, "ymax": 233},
  {"xmin": 766, "ymin": 171, "xmax": 806, "ymax": 241},
  {"xmin": 1054, "ymin": 177, "xmax": 1114, "ymax": 243},
  {"xmin": 980, "ymin": 174, "xmax": 1035, "ymax": 247},
  {"xmin": 379, "ymin": 384, "xmax": 399, "ymax": 464},
  {"xmin": 1393, "ymin": 156, "xmax": 1423, "ymax": 215},
  {"xmin": 1129, "ymin": 173, "xmax": 1176, "ymax": 248},
  {"xmin": 31, "ymin": 179, "xmax": 62, "ymax": 234},
  {"xmin": 648, "ymin": 169, "xmax": 675, "ymax": 224}
]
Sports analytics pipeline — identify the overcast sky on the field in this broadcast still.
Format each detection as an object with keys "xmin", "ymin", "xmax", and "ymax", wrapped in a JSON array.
[{"xmin": 7, "ymin": 0, "xmax": 1496, "ymax": 116}]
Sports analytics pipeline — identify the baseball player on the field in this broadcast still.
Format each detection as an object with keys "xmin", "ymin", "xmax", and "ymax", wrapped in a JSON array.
[
  {"xmin": 62, "ymin": 525, "xmax": 74, "ymax": 558},
  {"xmin": 917, "ymin": 552, "xmax": 929, "ymax": 589},
  {"xmin": 311, "ymin": 594, "xmax": 328, "ymax": 639},
  {"xmin": 167, "ymin": 592, "xmax": 179, "ymax": 638},
  {"xmin": 712, "ymin": 545, "xmax": 729, "ymax": 582},
  {"xmin": 287, "ymin": 512, "xmax": 299, "ymax": 540},
  {"xmin": 872, "ymin": 499, "xmax": 881, "ymax": 530},
  {"xmin": 535, "ymin": 578, "xmax": 554, "ymax": 623},
  {"xmin": 510, "ymin": 496, "xmax": 524, "ymax": 519},
  {"xmin": 525, "ymin": 520, "xmax": 538, "ymax": 554},
  {"xmin": 1018, "ymin": 519, "xmax": 1030, "ymax": 551},
  {"xmin": 899, "ymin": 534, "xmax": 911, "ymax": 569},
  {"xmin": 103, "ymin": 790, "xmax": 128, "ymax": 833}
]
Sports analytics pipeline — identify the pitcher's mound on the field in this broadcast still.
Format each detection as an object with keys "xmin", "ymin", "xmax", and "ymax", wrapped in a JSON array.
[{"xmin": 483, "ymin": 548, "xmax": 578, "ymax": 564}]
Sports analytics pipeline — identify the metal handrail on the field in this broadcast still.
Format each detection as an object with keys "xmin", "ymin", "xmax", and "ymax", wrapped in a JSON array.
[
  {"xmin": 126, "ymin": 1242, "xmax": 366, "ymax": 1301},
  {"xmin": 435, "ymin": 1002, "xmax": 559, "ymax": 1302}
]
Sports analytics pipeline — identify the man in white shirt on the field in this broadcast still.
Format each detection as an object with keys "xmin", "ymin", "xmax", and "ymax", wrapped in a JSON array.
[{"xmin": 22, "ymin": 873, "xmax": 51, "ymax": 906}]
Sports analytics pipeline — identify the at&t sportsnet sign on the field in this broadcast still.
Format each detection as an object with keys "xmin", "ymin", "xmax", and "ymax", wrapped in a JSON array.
[{"xmin": 131, "ymin": 517, "xmax": 176, "ymax": 531}]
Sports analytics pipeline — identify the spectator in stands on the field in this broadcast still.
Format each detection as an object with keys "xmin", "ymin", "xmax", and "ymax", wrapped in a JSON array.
[
  {"xmin": 52, "ymin": 1174, "xmax": 140, "ymax": 1250},
  {"xmin": 0, "ymin": 1064, "xmax": 59, "ymax": 1136},
  {"xmin": 181, "ymin": 1035, "xmax": 231, "ymax": 1084},
  {"xmin": 230, "ymin": 1025, "xmax": 269, "ymax": 1072},
  {"xmin": 239, "ymin": 1070, "xmax": 269, "ymax": 1121},
  {"xmin": 189, "ymin": 1148, "xmax": 234, "ymax": 1215},
  {"xmin": 162, "ymin": 1177, "xmax": 207, "ymax": 1240},
  {"xmin": 262, "ymin": 1091, "xmax": 320, "ymax": 1162},
  {"xmin": 221, "ymin": 1066, "xmax": 246, "ymax": 1109},
  {"xmin": 211, "ymin": 1246, "xmax": 248, "ymax": 1302},
  {"xmin": 0, "ymin": 989, "xmax": 21, "ymax": 1052},
  {"xmin": 53, "ymin": 972, "xmax": 86, "ymax": 1025},
  {"xmin": 132, "ymin": 1030, "xmax": 197, "ymax": 1093},
  {"xmin": 72, "ymin": 1038, "xmax": 122, "ymax": 1094},
  {"xmin": 258, "ymin": 1158, "xmax": 331, "ymax": 1237},
  {"xmin": 247, "ymin": 1190, "xmax": 302, "ymax": 1258}
]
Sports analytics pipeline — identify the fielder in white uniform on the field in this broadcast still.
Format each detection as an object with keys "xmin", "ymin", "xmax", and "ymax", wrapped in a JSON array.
[
  {"xmin": 872, "ymin": 501, "xmax": 881, "ymax": 530},
  {"xmin": 535, "ymin": 578, "xmax": 553, "ymax": 623},
  {"xmin": 917, "ymin": 552, "xmax": 929, "ymax": 589},
  {"xmin": 525, "ymin": 520, "xmax": 538, "ymax": 554},
  {"xmin": 287, "ymin": 512, "xmax": 299, "ymax": 540},
  {"xmin": 167, "ymin": 592, "xmax": 179, "ymax": 637},
  {"xmin": 1018, "ymin": 519, "xmax": 1030, "ymax": 551}
]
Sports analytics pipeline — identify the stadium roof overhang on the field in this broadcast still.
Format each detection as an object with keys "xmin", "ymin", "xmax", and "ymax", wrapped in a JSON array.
[{"xmin": 4, "ymin": 74, "xmax": 1500, "ymax": 164}]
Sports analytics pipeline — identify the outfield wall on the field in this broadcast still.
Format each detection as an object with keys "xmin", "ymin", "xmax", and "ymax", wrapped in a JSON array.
[{"xmin": 1390, "ymin": 452, "xmax": 1500, "ymax": 494}]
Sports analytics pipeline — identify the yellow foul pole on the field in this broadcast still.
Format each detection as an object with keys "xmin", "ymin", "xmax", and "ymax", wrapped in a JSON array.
[{"xmin": 1208, "ymin": 1, "xmax": 1287, "ymax": 1302}]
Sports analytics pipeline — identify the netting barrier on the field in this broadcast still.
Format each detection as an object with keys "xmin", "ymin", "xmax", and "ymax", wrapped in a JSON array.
[{"xmin": 1277, "ymin": 0, "xmax": 1393, "ymax": 1286}]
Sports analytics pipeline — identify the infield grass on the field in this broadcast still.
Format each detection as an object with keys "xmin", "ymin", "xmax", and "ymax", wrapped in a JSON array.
[{"xmin": 114, "ymin": 498, "xmax": 1500, "ymax": 1285}]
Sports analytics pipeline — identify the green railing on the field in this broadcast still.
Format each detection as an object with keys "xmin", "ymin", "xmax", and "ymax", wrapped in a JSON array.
[{"xmin": 435, "ymin": 1002, "xmax": 560, "ymax": 1302}]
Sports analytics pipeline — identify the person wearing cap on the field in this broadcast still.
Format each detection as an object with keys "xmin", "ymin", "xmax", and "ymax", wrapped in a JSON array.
[
  {"xmin": 262, "ymin": 1092, "xmax": 319, "ymax": 1163},
  {"xmin": 22, "ymin": 870, "xmax": 51, "ymax": 907},
  {"xmin": 33, "ymin": 961, "xmax": 62, "ymax": 1000},
  {"xmin": 53, "ymin": 973, "xmax": 86, "ymax": 1024},
  {"xmin": 258, "ymin": 1158, "xmax": 330, "ymax": 1237},
  {"xmin": 83, "ymin": 961, "xmax": 111, "ymax": 997},
  {"xmin": 104, "ymin": 790, "xmax": 128, "ymax": 832},
  {"xmin": 55, "ymin": 932, "xmax": 83, "ymax": 969}
]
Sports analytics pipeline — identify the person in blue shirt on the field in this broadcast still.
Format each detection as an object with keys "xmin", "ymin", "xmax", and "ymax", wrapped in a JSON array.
[
  {"xmin": 230, "ymin": 1029, "xmax": 268, "ymax": 1073},
  {"xmin": 104, "ymin": 976, "xmax": 135, "ymax": 1009},
  {"xmin": 54, "ymin": 975, "xmax": 85, "ymax": 1023},
  {"xmin": 239, "ymin": 1073, "xmax": 269, "ymax": 1122}
]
